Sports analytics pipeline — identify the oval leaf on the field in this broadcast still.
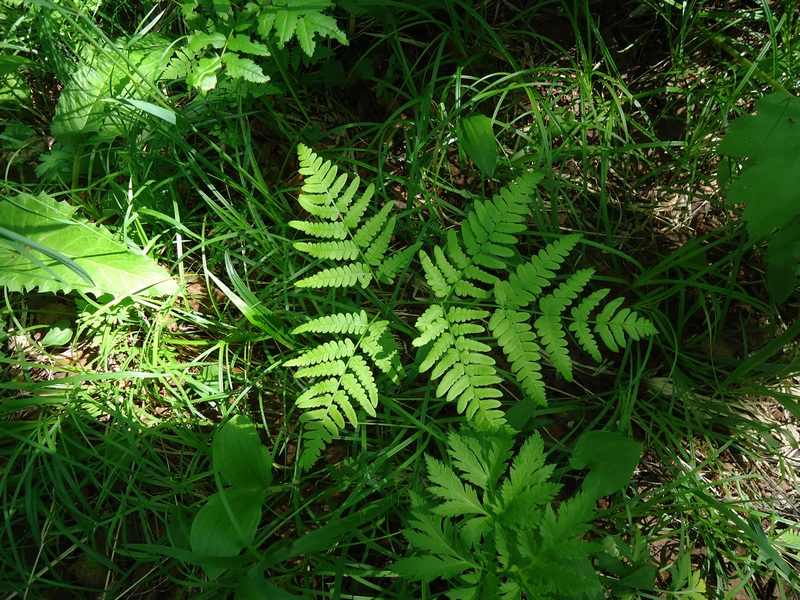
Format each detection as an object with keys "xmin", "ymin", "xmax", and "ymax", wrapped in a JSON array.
[
  {"xmin": 457, "ymin": 113, "xmax": 497, "ymax": 177},
  {"xmin": 213, "ymin": 415, "xmax": 273, "ymax": 489},
  {"xmin": 190, "ymin": 487, "xmax": 264, "ymax": 559},
  {"xmin": 0, "ymin": 192, "xmax": 178, "ymax": 297}
]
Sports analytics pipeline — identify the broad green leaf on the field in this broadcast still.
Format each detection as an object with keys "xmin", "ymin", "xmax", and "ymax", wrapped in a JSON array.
[
  {"xmin": 0, "ymin": 193, "xmax": 178, "ymax": 297},
  {"xmin": 222, "ymin": 52, "xmax": 270, "ymax": 83},
  {"xmin": 188, "ymin": 55, "xmax": 222, "ymax": 91},
  {"xmin": 40, "ymin": 320, "xmax": 73, "ymax": 347},
  {"xmin": 188, "ymin": 31, "xmax": 228, "ymax": 52},
  {"xmin": 570, "ymin": 430, "xmax": 642, "ymax": 498},
  {"xmin": 718, "ymin": 94, "xmax": 800, "ymax": 237},
  {"xmin": 457, "ymin": 113, "xmax": 497, "ymax": 177},
  {"xmin": 212, "ymin": 415, "xmax": 273, "ymax": 489},
  {"xmin": 51, "ymin": 34, "xmax": 174, "ymax": 143},
  {"xmin": 764, "ymin": 214, "xmax": 800, "ymax": 302},
  {"xmin": 227, "ymin": 34, "xmax": 271, "ymax": 56},
  {"xmin": 190, "ymin": 486, "xmax": 264, "ymax": 578}
]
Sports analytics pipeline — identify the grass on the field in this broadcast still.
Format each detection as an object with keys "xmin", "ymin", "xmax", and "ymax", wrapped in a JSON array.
[{"xmin": 2, "ymin": 0, "xmax": 800, "ymax": 598}]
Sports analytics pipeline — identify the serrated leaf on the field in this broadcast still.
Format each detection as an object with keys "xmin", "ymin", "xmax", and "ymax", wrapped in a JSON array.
[
  {"xmin": 212, "ymin": 415, "xmax": 273, "ymax": 489},
  {"xmin": 188, "ymin": 55, "xmax": 222, "ymax": 91},
  {"xmin": 0, "ymin": 193, "xmax": 178, "ymax": 298},
  {"xmin": 227, "ymin": 34, "xmax": 271, "ymax": 56},
  {"xmin": 222, "ymin": 52, "xmax": 270, "ymax": 83},
  {"xmin": 718, "ymin": 94, "xmax": 800, "ymax": 240},
  {"xmin": 457, "ymin": 113, "xmax": 497, "ymax": 177}
]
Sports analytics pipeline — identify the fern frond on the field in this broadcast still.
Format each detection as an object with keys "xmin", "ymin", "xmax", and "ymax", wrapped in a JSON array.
[
  {"xmin": 284, "ymin": 338, "xmax": 356, "ymax": 367},
  {"xmin": 376, "ymin": 242, "xmax": 421, "ymax": 284},
  {"xmin": 353, "ymin": 203, "xmax": 392, "ymax": 250},
  {"xmin": 532, "ymin": 269, "xmax": 594, "ymax": 381},
  {"xmin": 461, "ymin": 173, "xmax": 540, "ymax": 269},
  {"xmin": 361, "ymin": 319, "xmax": 404, "ymax": 380},
  {"xmin": 498, "ymin": 234, "xmax": 582, "ymax": 308},
  {"xmin": 287, "ymin": 220, "xmax": 347, "ymax": 239},
  {"xmin": 290, "ymin": 144, "xmax": 400, "ymax": 290},
  {"xmin": 287, "ymin": 312, "xmax": 401, "ymax": 470}
]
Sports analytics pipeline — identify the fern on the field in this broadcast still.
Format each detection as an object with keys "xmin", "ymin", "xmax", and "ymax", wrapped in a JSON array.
[
  {"xmin": 414, "ymin": 175, "xmax": 541, "ymax": 430},
  {"xmin": 394, "ymin": 428, "xmax": 603, "ymax": 599},
  {"xmin": 286, "ymin": 145, "xmax": 410, "ymax": 470},
  {"xmin": 416, "ymin": 181, "xmax": 658, "ymax": 414},
  {"xmin": 490, "ymin": 240, "xmax": 658, "ymax": 406}
]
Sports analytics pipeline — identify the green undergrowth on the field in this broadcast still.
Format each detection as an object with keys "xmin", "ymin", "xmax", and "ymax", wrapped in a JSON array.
[{"xmin": 2, "ymin": 0, "xmax": 800, "ymax": 598}]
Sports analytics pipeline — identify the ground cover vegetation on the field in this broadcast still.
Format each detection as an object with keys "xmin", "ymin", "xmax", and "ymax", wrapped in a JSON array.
[{"xmin": 1, "ymin": 0, "xmax": 799, "ymax": 598}]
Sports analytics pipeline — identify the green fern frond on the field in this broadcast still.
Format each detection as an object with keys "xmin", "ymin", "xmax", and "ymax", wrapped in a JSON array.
[
  {"xmin": 415, "ymin": 312, "xmax": 504, "ymax": 428},
  {"xmin": 288, "ymin": 220, "xmax": 347, "ymax": 239},
  {"xmin": 595, "ymin": 297, "xmax": 658, "ymax": 352},
  {"xmin": 284, "ymin": 338, "xmax": 356, "ymax": 367},
  {"xmin": 420, "ymin": 176, "xmax": 538, "ymax": 302},
  {"xmin": 496, "ymin": 234, "xmax": 581, "ymax": 308},
  {"xmin": 532, "ymin": 270, "xmax": 593, "ymax": 382},
  {"xmin": 290, "ymin": 144, "xmax": 404, "ymax": 289},
  {"xmin": 462, "ymin": 173, "xmax": 541, "ymax": 269}
]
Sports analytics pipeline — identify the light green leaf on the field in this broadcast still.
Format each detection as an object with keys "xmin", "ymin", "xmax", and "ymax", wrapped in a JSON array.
[
  {"xmin": 457, "ymin": 113, "xmax": 497, "ymax": 177},
  {"xmin": 188, "ymin": 55, "xmax": 222, "ymax": 91},
  {"xmin": 227, "ymin": 34, "xmax": 271, "ymax": 56},
  {"xmin": 51, "ymin": 34, "xmax": 174, "ymax": 143},
  {"xmin": 188, "ymin": 31, "xmax": 228, "ymax": 52},
  {"xmin": 0, "ymin": 193, "xmax": 178, "ymax": 298},
  {"xmin": 222, "ymin": 52, "xmax": 270, "ymax": 83},
  {"xmin": 212, "ymin": 415, "xmax": 273, "ymax": 490},
  {"xmin": 40, "ymin": 320, "xmax": 73, "ymax": 347},
  {"xmin": 120, "ymin": 98, "xmax": 177, "ymax": 125}
]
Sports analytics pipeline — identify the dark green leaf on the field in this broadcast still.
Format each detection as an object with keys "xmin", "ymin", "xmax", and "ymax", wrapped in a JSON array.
[
  {"xmin": 212, "ymin": 415, "xmax": 273, "ymax": 489},
  {"xmin": 457, "ymin": 113, "xmax": 497, "ymax": 177}
]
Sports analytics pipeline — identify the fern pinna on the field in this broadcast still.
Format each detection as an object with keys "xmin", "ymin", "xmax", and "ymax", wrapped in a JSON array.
[
  {"xmin": 414, "ymin": 176, "xmax": 657, "ymax": 421},
  {"xmin": 285, "ymin": 144, "xmax": 409, "ymax": 470}
]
